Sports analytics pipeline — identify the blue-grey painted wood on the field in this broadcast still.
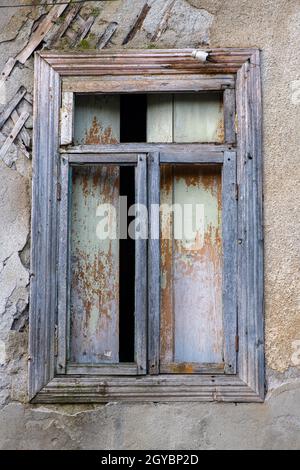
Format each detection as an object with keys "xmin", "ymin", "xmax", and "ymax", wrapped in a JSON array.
[
  {"xmin": 29, "ymin": 54, "xmax": 61, "ymax": 399},
  {"xmin": 56, "ymin": 156, "xmax": 70, "ymax": 374},
  {"xmin": 148, "ymin": 152, "xmax": 160, "ymax": 374},
  {"xmin": 224, "ymin": 88, "xmax": 236, "ymax": 144},
  {"xmin": 135, "ymin": 154, "xmax": 148, "ymax": 374},
  {"xmin": 222, "ymin": 151, "xmax": 238, "ymax": 374}
]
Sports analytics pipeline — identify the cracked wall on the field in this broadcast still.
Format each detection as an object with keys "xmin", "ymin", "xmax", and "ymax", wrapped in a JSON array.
[{"xmin": 0, "ymin": 0, "xmax": 299, "ymax": 450}]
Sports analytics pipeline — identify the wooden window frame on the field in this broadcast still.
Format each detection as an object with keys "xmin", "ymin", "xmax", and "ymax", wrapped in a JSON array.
[
  {"xmin": 30, "ymin": 49, "xmax": 264, "ymax": 403},
  {"xmin": 57, "ymin": 153, "xmax": 147, "ymax": 376}
]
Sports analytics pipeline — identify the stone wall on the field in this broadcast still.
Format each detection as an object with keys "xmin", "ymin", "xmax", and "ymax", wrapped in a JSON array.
[{"xmin": 0, "ymin": 0, "xmax": 299, "ymax": 449}]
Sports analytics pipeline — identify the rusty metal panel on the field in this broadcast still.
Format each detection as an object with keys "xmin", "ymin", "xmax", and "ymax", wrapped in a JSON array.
[
  {"xmin": 70, "ymin": 165, "xmax": 120, "ymax": 363},
  {"xmin": 74, "ymin": 94, "xmax": 120, "ymax": 145},
  {"xmin": 160, "ymin": 164, "xmax": 223, "ymax": 366},
  {"xmin": 173, "ymin": 93, "xmax": 224, "ymax": 143}
]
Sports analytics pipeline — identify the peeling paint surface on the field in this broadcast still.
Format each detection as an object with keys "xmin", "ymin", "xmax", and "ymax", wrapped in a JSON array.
[
  {"xmin": 74, "ymin": 95, "xmax": 120, "ymax": 145},
  {"xmin": 160, "ymin": 165, "xmax": 223, "ymax": 365},
  {"xmin": 70, "ymin": 166, "xmax": 120, "ymax": 363}
]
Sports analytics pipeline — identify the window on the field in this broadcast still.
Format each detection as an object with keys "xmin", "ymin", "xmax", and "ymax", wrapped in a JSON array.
[{"xmin": 30, "ymin": 49, "xmax": 264, "ymax": 403}]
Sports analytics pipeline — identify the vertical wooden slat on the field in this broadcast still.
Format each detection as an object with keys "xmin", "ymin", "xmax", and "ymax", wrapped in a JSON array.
[
  {"xmin": 70, "ymin": 165, "xmax": 120, "ymax": 363},
  {"xmin": 56, "ymin": 157, "xmax": 70, "ymax": 373},
  {"xmin": 223, "ymin": 88, "xmax": 236, "ymax": 144},
  {"xmin": 147, "ymin": 95, "xmax": 173, "ymax": 143},
  {"xmin": 74, "ymin": 94, "xmax": 120, "ymax": 145},
  {"xmin": 29, "ymin": 55, "xmax": 60, "ymax": 399},
  {"xmin": 148, "ymin": 152, "xmax": 160, "ymax": 374},
  {"xmin": 173, "ymin": 93, "xmax": 224, "ymax": 143},
  {"xmin": 135, "ymin": 154, "xmax": 147, "ymax": 374},
  {"xmin": 160, "ymin": 165, "xmax": 174, "ymax": 364},
  {"xmin": 222, "ymin": 151, "xmax": 238, "ymax": 374},
  {"xmin": 236, "ymin": 52, "xmax": 264, "ymax": 398},
  {"xmin": 60, "ymin": 91, "xmax": 74, "ymax": 145}
]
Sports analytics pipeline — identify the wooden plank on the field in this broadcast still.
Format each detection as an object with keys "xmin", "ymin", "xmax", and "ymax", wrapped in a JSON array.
[
  {"xmin": 67, "ymin": 153, "xmax": 137, "ymax": 164},
  {"xmin": 97, "ymin": 22, "xmax": 118, "ymax": 49},
  {"xmin": 66, "ymin": 363, "xmax": 138, "ymax": 376},
  {"xmin": 74, "ymin": 94, "xmax": 120, "ymax": 145},
  {"xmin": 32, "ymin": 375, "xmax": 263, "ymax": 404},
  {"xmin": 62, "ymin": 75, "xmax": 235, "ymax": 93},
  {"xmin": 160, "ymin": 362, "xmax": 225, "ymax": 374},
  {"xmin": 151, "ymin": 0, "xmax": 176, "ymax": 42},
  {"xmin": 147, "ymin": 95, "xmax": 173, "ymax": 143},
  {"xmin": 29, "ymin": 55, "xmax": 61, "ymax": 400},
  {"xmin": 69, "ymin": 165, "xmax": 120, "ymax": 364},
  {"xmin": 160, "ymin": 152, "xmax": 223, "ymax": 163},
  {"xmin": 0, "ymin": 58, "xmax": 16, "ymax": 85},
  {"xmin": 148, "ymin": 152, "xmax": 160, "ymax": 374},
  {"xmin": 11, "ymin": 110, "xmax": 31, "ymax": 149},
  {"xmin": 67, "ymin": 15, "xmax": 95, "ymax": 47},
  {"xmin": 16, "ymin": 1, "xmax": 70, "ymax": 65},
  {"xmin": 0, "ymin": 85, "xmax": 26, "ymax": 129},
  {"xmin": 224, "ymin": 88, "xmax": 236, "ymax": 144},
  {"xmin": 0, "ymin": 111, "xmax": 29, "ymax": 159},
  {"xmin": 56, "ymin": 156, "xmax": 70, "ymax": 374},
  {"xmin": 135, "ymin": 155, "xmax": 147, "ymax": 374},
  {"xmin": 236, "ymin": 51, "xmax": 264, "ymax": 399},
  {"xmin": 46, "ymin": 3, "xmax": 81, "ymax": 47},
  {"xmin": 160, "ymin": 165, "xmax": 174, "ymax": 364},
  {"xmin": 62, "ymin": 143, "xmax": 231, "ymax": 154},
  {"xmin": 60, "ymin": 91, "xmax": 74, "ymax": 146},
  {"xmin": 173, "ymin": 93, "xmax": 224, "ymax": 143},
  {"xmin": 122, "ymin": 2, "xmax": 151, "ymax": 45},
  {"xmin": 222, "ymin": 151, "xmax": 238, "ymax": 374},
  {"xmin": 41, "ymin": 48, "xmax": 256, "ymax": 76}
]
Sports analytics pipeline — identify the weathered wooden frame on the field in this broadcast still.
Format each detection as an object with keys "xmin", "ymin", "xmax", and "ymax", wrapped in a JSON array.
[
  {"xmin": 56, "ymin": 153, "xmax": 147, "ymax": 376},
  {"xmin": 30, "ymin": 49, "xmax": 264, "ymax": 403},
  {"xmin": 149, "ymin": 150, "xmax": 237, "ymax": 376}
]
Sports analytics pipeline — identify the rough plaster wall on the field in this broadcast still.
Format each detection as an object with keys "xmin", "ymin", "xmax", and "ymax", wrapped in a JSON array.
[{"xmin": 0, "ymin": 0, "xmax": 299, "ymax": 449}]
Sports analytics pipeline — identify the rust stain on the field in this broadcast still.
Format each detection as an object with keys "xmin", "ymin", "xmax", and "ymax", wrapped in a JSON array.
[
  {"xmin": 168, "ymin": 363, "xmax": 195, "ymax": 374},
  {"xmin": 160, "ymin": 165, "xmax": 174, "ymax": 363},
  {"xmin": 160, "ymin": 165, "xmax": 223, "ymax": 365},
  {"xmin": 84, "ymin": 116, "xmax": 119, "ymax": 145},
  {"xmin": 70, "ymin": 166, "xmax": 120, "ymax": 363}
]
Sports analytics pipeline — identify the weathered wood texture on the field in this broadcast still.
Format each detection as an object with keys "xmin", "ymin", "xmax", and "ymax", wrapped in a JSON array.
[
  {"xmin": 30, "ymin": 49, "xmax": 264, "ymax": 402},
  {"xmin": 222, "ymin": 151, "xmax": 238, "ymax": 374},
  {"xmin": 236, "ymin": 51, "xmax": 264, "ymax": 398},
  {"xmin": 0, "ymin": 86, "xmax": 26, "ymax": 129},
  {"xmin": 41, "ymin": 49, "xmax": 258, "ymax": 76},
  {"xmin": 74, "ymin": 95, "xmax": 120, "ymax": 145},
  {"xmin": 160, "ymin": 164, "xmax": 224, "ymax": 369},
  {"xmin": 134, "ymin": 155, "xmax": 148, "ymax": 374},
  {"xmin": 70, "ymin": 165, "xmax": 120, "ymax": 364},
  {"xmin": 29, "ymin": 55, "xmax": 61, "ymax": 400},
  {"xmin": 60, "ymin": 91, "xmax": 74, "ymax": 145},
  {"xmin": 33, "ymin": 374, "xmax": 263, "ymax": 403},
  {"xmin": 63, "ymin": 75, "xmax": 235, "ymax": 93},
  {"xmin": 0, "ymin": 111, "xmax": 29, "ymax": 159},
  {"xmin": 148, "ymin": 152, "xmax": 160, "ymax": 374}
]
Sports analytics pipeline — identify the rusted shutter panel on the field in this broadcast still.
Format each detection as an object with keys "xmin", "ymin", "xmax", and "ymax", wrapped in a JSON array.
[
  {"xmin": 70, "ymin": 165, "xmax": 120, "ymax": 364},
  {"xmin": 74, "ymin": 94, "xmax": 120, "ymax": 145},
  {"xmin": 160, "ymin": 164, "xmax": 224, "ymax": 371}
]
